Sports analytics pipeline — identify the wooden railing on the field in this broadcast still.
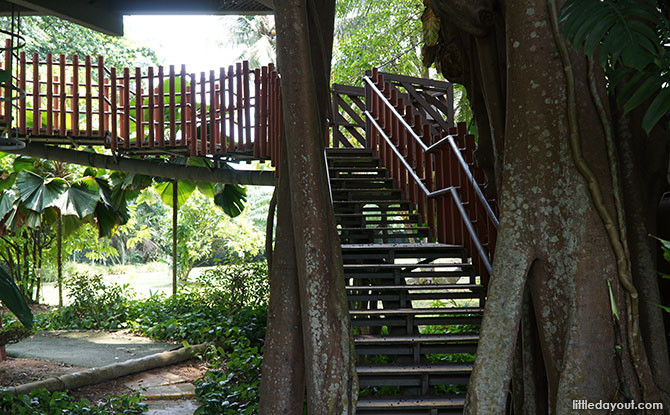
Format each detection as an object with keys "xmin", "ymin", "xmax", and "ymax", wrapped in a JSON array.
[
  {"xmin": 330, "ymin": 84, "xmax": 366, "ymax": 148},
  {"xmin": 0, "ymin": 43, "xmax": 282, "ymax": 169},
  {"xmin": 364, "ymin": 68, "xmax": 498, "ymax": 285}
]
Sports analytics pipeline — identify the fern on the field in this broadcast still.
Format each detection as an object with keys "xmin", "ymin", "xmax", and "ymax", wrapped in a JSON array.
[{"xmin": 559, "ymin": 0, "xmax": 670, "ymax": 134}]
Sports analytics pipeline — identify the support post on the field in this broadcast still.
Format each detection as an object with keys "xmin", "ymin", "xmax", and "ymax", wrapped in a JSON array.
[{"xmin": 172, "ymin": 180, "xmax": 178, "ymax": 296}]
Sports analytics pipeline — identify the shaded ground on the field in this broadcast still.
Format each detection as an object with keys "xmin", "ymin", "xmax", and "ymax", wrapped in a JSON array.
[
  {"xmin": 0, "ymin": 357, "xmax": 84, "ymax": 387},
  {"xmin": 2, "ymin": 330, "xmax": 207, "ymax": 414},
  {"xmin": 5, "ymin": 330, "xmax": 178, "ymax": 367}
]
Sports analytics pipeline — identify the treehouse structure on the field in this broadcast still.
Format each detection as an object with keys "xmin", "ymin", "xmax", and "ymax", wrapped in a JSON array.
[{"xmin": 0, "ymin": 1, "xmax": 499, "ymax": 413}]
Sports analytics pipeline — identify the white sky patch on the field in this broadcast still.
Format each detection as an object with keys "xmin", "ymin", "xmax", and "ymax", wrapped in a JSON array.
[{"xmin": 123, "ymin": 15, "xmax": 244, "ymax": 74}]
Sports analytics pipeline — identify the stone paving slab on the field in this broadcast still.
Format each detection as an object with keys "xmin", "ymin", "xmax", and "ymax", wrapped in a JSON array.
[
  {"xmin": 6, "ymin": 330, "xmax": 178, "ymax": 367},
  {"xmin": 124, "ymin": 373, "xmax": 196, "ymax": 399},
  {"xmin": 146, "ymin": 399, "xmax": 200, "ymax": 415}
]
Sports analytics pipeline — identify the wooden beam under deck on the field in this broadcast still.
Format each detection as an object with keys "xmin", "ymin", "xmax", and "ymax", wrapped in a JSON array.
[{"xmin": 10, "ymin": 143, "xmax": 276, "ymax": 186}]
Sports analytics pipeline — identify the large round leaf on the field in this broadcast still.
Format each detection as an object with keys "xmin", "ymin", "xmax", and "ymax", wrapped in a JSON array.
[
  {"xmin": 0, "ymin": 189, "xmax": 19, "ymax": 222},
  {"xmin": 154, "ymin": 180, "xmax": 196, "ymax": 208},
  {"xmin": 214, "ymin": 184, "xmax": 247, "ymax": 218},
  {"xmin": 16, "ymin": 170, "xmax": 67, "ymax": 213},
  {"xmin": 0, "ymin": 265, "xmax": 33, "ymax": 328},
  {"xmin": 56, "ymin": 176, "xmax": 100, "ymax": 219}
]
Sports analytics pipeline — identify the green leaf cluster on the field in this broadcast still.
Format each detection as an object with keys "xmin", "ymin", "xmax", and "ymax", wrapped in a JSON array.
[
  {"xmin": 0, "ymin": 265, "xmax": 33, "ymax": 329},
  {"xmin": 333, "ymin": 0, "xmax": 425, "ymax": 85},
  {"xmin": 559, "ymin": 0, "xmax": 670, "ymax": 133},
  {"xmin": 0, "ymin": 389, "xmax": 147, "ymax": 415}
]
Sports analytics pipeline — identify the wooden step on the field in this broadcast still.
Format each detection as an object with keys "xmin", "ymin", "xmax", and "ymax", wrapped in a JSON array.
[
  {"xmin": 326, "ymin": 148, "xmax": 375, "ymax": 157},
  {"xmin": 357, "ymin": 396, "xmax": 465, "ymax": 414},
  {"xmin": 355, "ymin": 333, "xmax": 479, "ymax": 345},
  {"xmin": 350, "ymin": 307, "xmax": 483, "ymax": 317},
  {"xmin": 333, "ymin": 189, "xmax": 403, "ymax": 201},
  {"xmin": 347, "ymin": 284, "xmax": 483, "ymax": 291},
  {"xmin": 357, "ymin": 363, "xmax": 473, "ymax": 387},
  {"xmin": 329, "ymin": 157, "xmax": 381, "ymax": 168},
  {"xmin": 343, "ymin": 263, "xmax": 471, "ymax": 271},
  {"xmin": 329, "ymin": 167, "xmax": 387, "ymax": 177}
]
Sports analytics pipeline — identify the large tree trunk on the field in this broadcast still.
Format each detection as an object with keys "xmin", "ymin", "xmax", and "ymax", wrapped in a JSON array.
[
  {"xmin": 460, "ymin": 0, "xmax": 668, "ymax": 412},
  {"xmin": 259, "ymin": 139, "xmax": 305, "ymax": 414},
  {"xmin": 272, "ymin": 0, "xmax": 358, "ymax": 412}
]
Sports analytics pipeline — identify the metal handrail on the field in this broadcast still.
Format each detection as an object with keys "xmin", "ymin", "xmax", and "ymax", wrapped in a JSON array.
[
  {"xmin": 363, "ymin": 76, "xmax": 427, "ymax": 152},
  {"xmin": 368, "ymin": 112, "xmax": 492, "ymax": 274},
  {"xmin": 366, "ymin": 75, "xmax": 498, "ymax": 228},
  {"xmin": 427, "ymin": 135, "xmax": 499, "ymax": 228},
  {"xmin": 366, "ymin": 111, "xmax": 430, "ymax": 195},
  {"xmin": 448, "ymin": 186, "xmax": 493, "ymax": 275}
]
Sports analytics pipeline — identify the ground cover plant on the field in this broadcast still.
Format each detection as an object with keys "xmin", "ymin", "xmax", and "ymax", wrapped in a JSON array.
[
  {"xmin": 4, "ymin": 263, "xmax": 269, "ymax": 414},
  {"xmin": 0, "ymin": 390, "xmax": 147, "ymax": 415}
]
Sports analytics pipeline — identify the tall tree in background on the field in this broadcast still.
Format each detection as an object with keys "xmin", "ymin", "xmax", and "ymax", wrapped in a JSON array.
[
  {"xmin": 332, "ymin": 0, "xmax": 424, "ymax": 85},
  {"xmin": 421, "ymin": 0, "xmax": 670, "ymax": 412},
  {"xmin": 0, "ymin": 16, "xmax": 158, "ymax": 69},
  {"xmin": 229, "ymin": 16, "xmax": 276, "ymax": 67}
]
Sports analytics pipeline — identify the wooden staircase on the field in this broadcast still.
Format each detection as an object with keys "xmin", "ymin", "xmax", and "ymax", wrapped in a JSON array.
[{"xmin": 327, "ymin": 147, "xmax": 485, "ymax": 414}]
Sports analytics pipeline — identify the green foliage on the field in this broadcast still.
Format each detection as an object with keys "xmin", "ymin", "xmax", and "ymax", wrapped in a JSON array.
[
  {"xmin": 195, "ymin": 263, "xmax": 269, "ymax": 310},
  {"xmin": 213, "ymin": 184, "xmax": 247, "ymax": 218},
  {"xmin": 0, "ymin": 318, "xmax": 33, "ymax": 347},
  {"xmin": 333, "ymin": 0, "xmax": 425, "ymax": 85},
  {"xmin": 0, "ymin": 389, "xmax": 147, "ymax": 415},
  {"xmin": 32, "ymin": 263, "xmax": 269, "ymax": 414},
  {"xmin": 559, "ymin": 0, "xmax": 670, "ymax": 133},
  {"xmin": 0, "ymin": 265, "xmax": 33, "ymax": 328},
  {"xmin": 38, "ymin": 273, "xmax": 134, "ymax": 330},
  {"xmin": 229, "ymin": 16, "xmax": 276, "ymax": 68},
  {"xmin": 0, "ymin": 16, "xmax": 158, "ymax": 70},
  {"xmin": 195, "ymin": 347, "xmax": 262, "ymax": 415}
]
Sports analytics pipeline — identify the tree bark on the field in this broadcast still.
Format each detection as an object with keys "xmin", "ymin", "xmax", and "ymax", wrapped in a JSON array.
[
  {"xmin": 462, "ymin": 0, "xmax": 665, "ymax": 412},
  {"xmin": 172, "ymin": 180, "xmax": 178, "ymax": 296},
  {"xmin": 274, "ymin": 0, "xmax": 358, "ymax": 412},
  {"xmin": 259, "ymin": 140, "xmax": 305, "ymax": 414},
  {"xmin": 57, "ymin": 210, "xmax": 62, "ymax": 308}
]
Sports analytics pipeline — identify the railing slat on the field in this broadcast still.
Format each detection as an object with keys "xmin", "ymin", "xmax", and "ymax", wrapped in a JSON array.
[
  {"xmin": 85, "ymin": 56, "xmax": 92, "ymax": 136},
  {"xmin": 189, "ymin": 73, "xmax": 197, "ymax": 156},
  {"xmin": 147, "ymin": 66, "xmax": 154, "ymax": 147},
  {"xmin": 158, "ymin": 66, "xmax": 165, "ymax": 147},
  {"xmin": 209, "ymin": 70, "xmax": 217, "ymax": 155},
  {"xmin": 98, "ymin": 56, "xmax": 105, "ymax": 135},
  {"xmin": 199, "ymin": 71, "xmax": 206, "ymax": 156},
  {"xmin": 169, "ymin": 65, "xmax": 176, "ymax": 147},
  {"xmin": 18, "ymin": 52, "xmax": 26, "ymax": 134},
  {"xmin": 71, "ymin": 55, "xmax": 79, "ymax": 136},
  {"xmin": 110, "ymin": 68, "xmax": 117, "ymax": 149},
  {"xmin": 135, "ymin": 67, "xmax": 142, "ymax": 148},
  {"xmin": 253, "ymin": 68, "xmax": 261, "ymax": 159},
  {"xmin": 219, "ymin": 67, "xmax": 227, "ymax": 154},
  {"xmin": 46, "ymin": 53, "xmax": 53, "ymax": 135},
  {"xmin": 122, "ymin": 68, "xmax": 130, "ymax": 148},
  {"xmin": 180, "ymin": 64, "xmax": 187, "ymax": 146},
  {"xmin": 228, "ymin": 65, "xmax": 235, "ymax": 151},
  {"xmin": 243, "ymin": 61, "xmax": 251, "ymax": 149},
  {"xmin": 236, "ymin": 62, "xmax": 243, "ymax": 150}
]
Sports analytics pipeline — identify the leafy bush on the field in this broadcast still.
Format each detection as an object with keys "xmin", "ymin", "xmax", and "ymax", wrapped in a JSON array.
[
  {"xmin": 32, "ymin": 264, "xmax": 269, "ymax": 414},
  {"xmin": 195, "ymin": 263, "xmax": 269, "ymax": 310},
  {"xmin": 0, "ymin": 389, "xmax": 146, "ymax": 415},
  {"xmin": 37, "ymin": 273, "xmax": 135, "ymax": 330},
  {"xmin": 194, "ymin": 346, "xmax": 263, "ymax": 415}
]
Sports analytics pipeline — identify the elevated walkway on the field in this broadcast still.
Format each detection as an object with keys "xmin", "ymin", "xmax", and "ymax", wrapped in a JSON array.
[{"xmin": 1, "ymin": 46, "xmax": 500, "ymax": 413}]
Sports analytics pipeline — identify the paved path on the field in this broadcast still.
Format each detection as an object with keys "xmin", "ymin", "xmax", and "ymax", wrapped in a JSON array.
[
  {"xmin": 6, "ymin": 331, "xmax": 178, "ymax": 367},
  {"xmin": 7, "ymin": 330, "xmax": 200, "ymax": 415}
]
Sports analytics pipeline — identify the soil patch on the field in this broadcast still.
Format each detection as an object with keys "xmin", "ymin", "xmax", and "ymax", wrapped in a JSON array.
[
  {"xmin": 0, "ymin": 357, "xmax": 84, "ymax": 387},
  {"xmin": 0, "ymin": 356, "xmax": 206, "ymax": 404}
]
